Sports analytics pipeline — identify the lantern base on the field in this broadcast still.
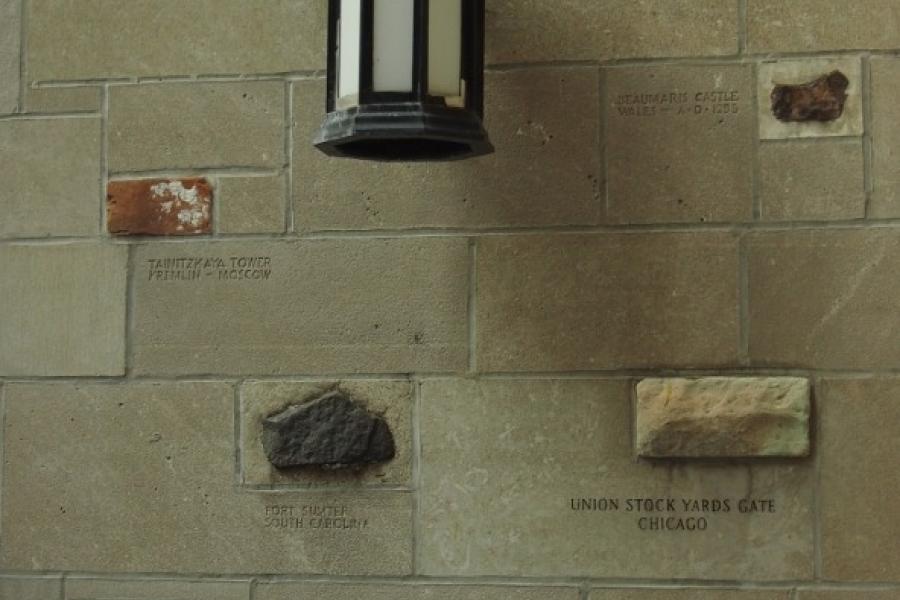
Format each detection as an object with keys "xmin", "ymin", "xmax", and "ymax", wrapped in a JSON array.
[{"xmin": 314, "ymin": 102, "xmax": 494, "ymax": 162}]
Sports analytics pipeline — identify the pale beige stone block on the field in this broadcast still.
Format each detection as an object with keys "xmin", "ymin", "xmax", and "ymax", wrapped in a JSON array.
[
  {"xmin": 0, "ymin": 576, "xmax": 61, "ymax": 600},
  {"xmin": 0, "ymin": 243, "xmax": 126, "ymax": 376},
  {"xmin": 0, "ymin": 118, "xmax": 100, "ymax": 238},
  {"xmin": 0, "ymin": 0, "xmax": 19, "ymax": 114},
  {"xmin": 26, "ymin": 0, "xmax": 325, "ymax": 82},
  {"xmin": 799, "ymin": 593, "xmax": 900, "ymax": 600},
  {"xmin": 109, "ymin": 82, "xmax": 284, "ymax": 172},
  {"xmin": 240, "ymin": 380, "xmax": 412, "ymax": 487},
  {"xmin": 66, "ymin": 579, "xmax": 249, "ymax": 600},
  {"xmin": 635, "ymin": 377, "xmax": 811, "ymax": 458},
  {"xmin": 606, "ymin": 65, "xmax": 754, "ymax": 224},
  {"xmin": 748, "ymin": 2, "xmax": 900, "ymax": 53},
  {"xmin": 132, "ymin": 239, "xmax": 468, "ymax": 376},
  {"xmin": 871, "ymin": 58, "xmax": 900, "ymax": 217},
  {"xmin": 760, "ymin": 140, "xmax": 865, "ymax": 221},
  {"xmin": 420, "ymin": 379, "xmax": 814, "ymax": 579},
  {"xmin": 258, "ymin": 582, "xmax": 580, "ymax": 600},
  {"xmin": 293, "ymin": 69, "xmax": 602, "ymax": 231},
  {"xmin": 217, "ymin": 176, "xmax": 286, "ymax": 234},
  {"xmin": 476, "ymin": 233, "xmax": 740, "ymax": 372},
  {"xmin": 757, "ymin": 58, "xmax": 863, "ymax": 140},
  {"xmin": 749, "ymin": 230, "xmax": 900, "ymax": 370},
  {"xmin": 485, "ymin": 0, "xmax": 737, "ymax": 64},
  {"xmin": 820, "ymin": 378, "xmax": 900, "ymax": 581},
  {"xmin": 25, "ymin": 86, "xmax": 101, "ymax": 113},
  {"xmin": 0, "ymin": 383, "xmax": 412, "ymax": 575},
  {"xmin": 591, "ymin": 591, "xmax": 792, "ymax": 600}
]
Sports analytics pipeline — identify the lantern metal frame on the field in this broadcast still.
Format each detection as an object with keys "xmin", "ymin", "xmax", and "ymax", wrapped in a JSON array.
[{"xmin": 315, "ymin": 0, "xmax": 494, "ymax": 162}]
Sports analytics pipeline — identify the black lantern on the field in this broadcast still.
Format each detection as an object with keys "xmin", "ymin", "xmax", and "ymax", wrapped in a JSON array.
[{"xmin": 314, "ymin": 0, "xmax": 493, "ymax": 162}]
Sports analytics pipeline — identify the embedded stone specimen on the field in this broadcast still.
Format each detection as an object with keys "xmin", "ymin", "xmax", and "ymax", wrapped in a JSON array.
[
  {"xmin": 635, "ymin": 377, "xmax": 810, "ymax": 458},
  {"xmin": 771, "ymin": 71, "xmax": 849, "ymax": 122},
  {"xmin": 262, "ymin": 391, "xmax": 395, "ymax": 469},
  {"xmin": 107, "ymin": 178, "xmax": 212, "ymax": 236}
]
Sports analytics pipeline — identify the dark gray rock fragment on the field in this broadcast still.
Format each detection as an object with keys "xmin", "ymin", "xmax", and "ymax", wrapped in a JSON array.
[
  {"xmin": 771, "ymin": 70, "xmax": 850, "ymax": 122},
  {"xmin": 262, "ymin": 391, "xmax": 395, "ymax": 470}
]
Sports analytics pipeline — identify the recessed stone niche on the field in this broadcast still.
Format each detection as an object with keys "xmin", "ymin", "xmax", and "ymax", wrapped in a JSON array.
[{"xmin": 635, "ymin": 377, "xmax": 811, "ymax": 459}]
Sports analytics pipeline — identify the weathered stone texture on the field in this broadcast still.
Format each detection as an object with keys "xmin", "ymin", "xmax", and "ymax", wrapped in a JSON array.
[
  {"xmin": 485, "ymin": 0, "xmax": 737, "ymax": 63},
  {"xmin": 799, "ymin": 592, "xmax": 900, "ymax": 600},
  {"xmin": 26, "ymin": 0, "xmax": 325, "ymax": 81},
  {"xmin": 293, "ymin": 69, "xmax": 601, "ymax": 231},
  {"xmin": 476, "ymin": 233, "xmax": 740, "ymax": 372},
  {"xmin": 871, "ymin": 58, "xmax": 900, "ymax": 217},
  {"xmin": 24, "ymin": 86, "xmax": 101, "ymax": 113},
  {"xmin": 0, "ymin": 244, "xmax": 126, "ymax": 376},
  {"xmin": 1, "ymin": 383, "xmax": 412, "ymax": 575},
  {"xmin": 0, "ymin": 118, "xmax": 100, "ymax": 238},
  {"xmin": 132, "ymin": 239, "xmax": 468, "ymax": 375},
  {"xmin": 108, "ymin": 178, "xmax": 213, "ymax": 236},
  {"xmin": 748, "ymin": 2, "xmax": 900, "ymax": 53},
  {"xmin": 420, "ymin": 380, "xmax": 814, "ymax": 580},
  {"xmin": 66, "ymin": 579, "xmax": 249, "ymax": 600},
  {"xmin": 759, "ymin": 140, "xmax": 865, "ymax": 221},
  {"xmin": 218, "ymin": 175, "xmax": 285, "ymax": 234},
  {"xmin": 749, "ymin": 230, "xmax": 900, "ymax": 370},
  {"xmin": 258, "ymin": 583, "xmax": 580, "ymax": 600},
  {"xmin": 605, "ymin": 65, "xmax": 754, "ymax": 224},
  {"xmin": 635, "ymin": 378, "xmax": 811, "ymax": 458},
  {"xmin": 109, "ymin": 82, "xmax": 284, "ymax": 172},
  {"xmin": 820, "ymin": 378, "xmax": 900, "ymax": 581},
  {"xmin": 241, "ymin": 381, "xmax": 412, "ymax": 487},
  {"xmin": 758, "ymin": 58, "xmax": 863, "ymax": 140},
  {"xmin": 0, "ymin": 0, "xmax": 20, "ymax": 114},
  {"xmin": 591, "ymin": 591, "xmax": 792, "ymax": 600},
  {"xmin": 0, "ymin": 576, "xmax": 62, "ymax": 600}
]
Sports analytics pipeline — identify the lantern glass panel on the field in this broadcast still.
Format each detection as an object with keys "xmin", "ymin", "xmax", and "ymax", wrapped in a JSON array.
[
  {"xmin": 338, "ymin": 0, "xmax": 361, "ymax": 109},
  {"xmin": 428, "ymin": 0, "xmax": 463, "ymax": 99},
  {"xmin": 373, "ymin": 0, "xmax": 415, "ymax": 92}
]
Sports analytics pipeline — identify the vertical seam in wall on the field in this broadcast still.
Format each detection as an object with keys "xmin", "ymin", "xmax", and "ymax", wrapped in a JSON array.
[
  {"xmin": 284, "ymin": 80, "xmax": 294, "ymax": 234},
  {"xmin": 249, "ymin": 577, "xmax": 257, "ymax": 600},
  {"xmin": 862, "ymin": 54, "xmax": 874, "ymax": 218},
  {"xmin": 233, "ymin": 380, "xmax": 243, "ymax": 487},
  {"xmin": 100, "ymin": 84, "xmax": 110, "ymax": 234},
  {"xmin": 813, "ymin": 377, "xmax": 824, "ymax": 581},
  {"xmin": 17, "ymin": 0, "xmax": 26, "ymax": 113},
  {"xmin": 751, "ymin": 61, "xmax": 762, "ymax": 221},
  {"xmin": 411, "ymin": 379, "xmax": 423, "ymax": 575},
  {"xmin": 580, "ymin": 583, "xmax": 591, "ymax": 600},
  {"xmin": 467, "ymin": 239, "xmax": 477, "ymax": 375},
  {"xmin": 59, "ymin": 573, "xmax": 66, "ymax": 600},
  {"xmin": 738, "ymin": 232, "xmax": 751, "ymax": 366},
  {"xmin": 737, "ymin": 0, "xmax": 748, "ymax": 55}
]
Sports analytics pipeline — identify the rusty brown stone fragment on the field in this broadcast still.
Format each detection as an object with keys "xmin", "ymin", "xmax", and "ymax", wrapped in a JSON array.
[
  {"xmin": 107, "ymin": 178, "xmax": 212, "ymax": 236},
  {"xmin": 771, "ymin": 70, "xmax": 849, "ymax": 122}
]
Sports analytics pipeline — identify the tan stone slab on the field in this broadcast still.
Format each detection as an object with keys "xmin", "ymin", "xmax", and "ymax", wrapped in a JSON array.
[
  {"xmin": 293, "ymin": 69, "xmax": 602, "ymax": 232},
  {"xmin": 748, "ymin": 2, "xmax": 900, "ymax": 53},
  {"xmin": 606, "ymin": 65, "xmax": 754, "ymax": 224},
  {"xmin": 799, "ymin": 592, "xmax": 900, "ymax": 600},
  {"xmin": 758, "ymin": 58, "xmax": 863, "ymax": 140},
  {"xmin": 635, "ymin": 377, "xmax": 810, "ymax": 458},
  {"xmin": 760, "ymin": 140, "xmax": 865, "ymax": 221},
  {"xmin": 27, "ymin": 0, "xmax": 325, "ymax": 82},
  {"xmin": 748, "ymin": 230, "xmax": 900, "ymax": 370},
  {"xmin": 109, "ymin": 82, "xmax": 284, "ymax": 172},
  {"xmin": 0, "ymin": 243, "xmax": 126, "ymax": 376},
  {"xmin": 132, "ymin": 239, "xmax": 468, "ymax": 376},
  {"xmin": 476, "ymin": 233, "xmax": 740, "ymax": 372},
  {"xmin": 420, "ymin": 379, "xmax": 815, "ymax": 580},
  {"xmin": 66, "ymin": 579, "xmax": 249, "ymax": 600},
  {"xmin": 591, "ymin": 591, "xmax": 792, "ymax": 600},
  {"xmin": 0, "ymin": 383, "xmax": 412, "ymax": 575},
  {"xmin": 218, "ymin": 176, "xmax": 285, "ymax": 234},
  {"xmin": 0, "ymin": 576, "xmax": 61, "ymax": 600},
  {"xmin": 0, "ymin": 118, "xmax": 100, "ymax": 238},
  {"xmin": 258, "ymin": 582, "xmax": 580, "ymax": 600},
  {"xmin": 25, "ymin": 86, "xmax": 101, "ymax": 113},
  {"xmin": 820, "ymin": 378, "xmax": 900, "ymax": 581},
  {"xmin": 240, "ymin": 380, "xmax": 412, "ymax": 488},
  {"xmin": 485, "ymin": 0, "xmax": 737, "ymax": 64},
  {"xmin": 871, "ymin": 58, "xmax": 900, "ymax": 218},
  {"xmin": 0, "ymin": 0, "xmax": 19, "ymax": 114}
]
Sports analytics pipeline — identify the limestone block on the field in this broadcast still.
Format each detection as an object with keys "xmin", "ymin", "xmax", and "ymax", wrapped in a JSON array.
[
  {"xmin": 217, "ymin": 175, "xmax": 285, "ymax": 234},
  {"xmin": 0, "ymin": 576, "xmax": 61, "ymax": 600},
  {"xmin": 24, "ymin": 86, "xmax": 101, "ymax": 113},
  {"xmin": 258, "ymin": 583, "xmax": 580, "ymax": 600},
  {"xmin": 66, "ymin": 579, "xmax": 249, "ymax": 600},
  {"xmin": 0, "ymin": 0, "xmax": 20, "ymax": 114},
  {"xmin": 871, "ymin": 58, "xmax": 900, "ymax": 217}
]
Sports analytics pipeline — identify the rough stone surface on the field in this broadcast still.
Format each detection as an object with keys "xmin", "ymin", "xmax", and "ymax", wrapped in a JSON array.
[
  {"xmin": 0, "ymin": 0, "xmax": 20, "ymax": 113},
  {"xmin": 0, "ymin": 118, "xmax": 100, "ymax": 238},
  {"xmin": 242, "ymin": 381, "xmax": 412, "ymax": 487},
  {"xmin": 109, "ymin": 82, "xmax": 284, "ymax": 172},
  {"xmin": 258, "ymin": 583, "xmax": 580, "ymax": 600},
  {"xmin": 293, "ymin": 69, "xmax": 602, "ymax": 231},
  {"xmin": 262, "ymin": 391, "xmax": 395, "ymax": 470},
  {"xmin": 218, "ymin": 175, "xmax": 285, "ymax": 234},
  {"xmin": 0, "ymin": 383, "xmax": 413, "ymax": 575},
  {"xmin": 485, "ymin": 0, "xmax": 737, "ymax": 64},
  {"xmin": 132, "ymin": 239, "xmax": 468, "ymax": 376},
  {"xmin": 420, "ymin": 379, "xmax": 814, "ymax": 580},
  {"xmin": 26, "ymin": 0, "xmax": 326, "ymax": 81},
  {"xmin": 749, "ymin": 230, "xmax": 900, "ymax": 370},
  {"xmin": 0, "ymin": 576, "xmax": 62, "ymax": 600},
  {"xmin": 758, "ymin": 58, "xmax": 863, "ymax": 140},
  {"xmin": 476, "ymin": 233, "xmax": 740, "ymax": 372},
  {"xmin": 871, "ymin": 58, "xmax": 900, "ymax": 217},
  {"xmin": 771, "ymin": 71, "xmax": 849, "ymax": 123},
  {"xmin": 820, "ymin": 378, "xmax": 900, "ymax": 581},
  {"xmin": 107, "ymin": 178, "xmax": 213, "ymax": 236},
  {"xmin": 24, "ymin": 86, "xmax": 102, "ymax": 113},
  {"xmin": 799, "ymin": 593, "xmax": 900, "ymax": 600},
  {"xmin": 0, "ymin": 244, "xmax": 126, "ymax": 376},
  {"xmin": 591, "ymin": 592, "xmax": 791, "ymax": 600},
  {"xmin": 66, "ymin": 579, "xmax": 249, "ymax": 600},
  {"xmin": 605, "ymin": 65, "xmax": 754, "ymax": 224},
  {"xmin": 635, "ymin": 377, "xmax": 811, "ymax": 458},
  {"xmin": 759, "ymin": 140, "xmax": 866, "ymax": 221}
]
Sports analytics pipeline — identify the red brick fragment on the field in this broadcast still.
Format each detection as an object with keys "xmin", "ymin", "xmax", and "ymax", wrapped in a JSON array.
[{"xmin": 107, "ymin": 178, "xmax": 213, "ymax": 236}]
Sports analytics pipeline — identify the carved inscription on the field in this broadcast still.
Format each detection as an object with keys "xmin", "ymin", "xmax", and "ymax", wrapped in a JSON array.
[
  {"xmin": 145, "ymin": 256, "xmax": 273, "ymax": 282},
  {"xmin": 263, "ymin": 504, "xmax": 369, "ymax": 531},
  {"xmin": 569, "ymin": 496, "xmax": 777, "ymax": 532},
  {"xmin": 613, "ymin": 90, "xmax": 741, "ymax": 118}
]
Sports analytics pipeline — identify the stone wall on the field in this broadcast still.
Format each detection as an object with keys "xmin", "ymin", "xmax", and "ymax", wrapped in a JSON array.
[{"xmin": 1, "ymin": 1, "xmax": 899, "ymax": 599}]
